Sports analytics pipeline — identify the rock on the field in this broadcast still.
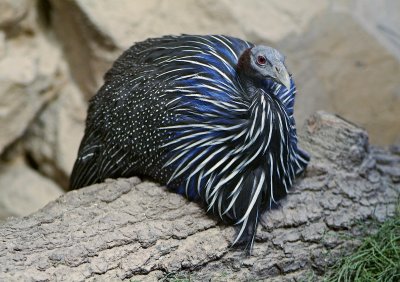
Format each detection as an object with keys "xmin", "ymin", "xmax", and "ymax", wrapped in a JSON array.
[
  {"xmin": 50, "ymin": 0, "xmax": 121, "ymax": 99},
  {"xmin": 281, "ymin": 11, "xmax": 400, "ymax": 146},
  {"xmin": 24, "ymin": 80, "xmax": 86, "ymax": 189},
  {"xmin": 0, "ymin": 4, "xmax": 63, "ymax": 156},
  {"xmin": 49, "ymin": 0, "xmax": 326, "ymax": 98},
  {"xmin": 0, "ymin": 112, "xmax": 398, "ymax": 281},
  {"xmin": 0, "ymin": 0, "xmax": 30, "ymax": 30},
  {"xmin": 352, "ymin": 0, "xmax": 400, "ymax": 61},
  {"xmin": 227, "ymin": 0, "xmax": 328, "ymax": 42},
  {"xmin": 0, "ymin": 158, "xmax": 64, "ymax": 221},
  {"xmin": 0, "ymin": 31, "xmax": 5, "ymax": 59}
]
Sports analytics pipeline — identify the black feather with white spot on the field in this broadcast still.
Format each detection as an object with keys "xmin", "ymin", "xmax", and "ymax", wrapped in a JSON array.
[{"xmin": 70, "ymin": 35, "xmax": 309, "ymax": 253}]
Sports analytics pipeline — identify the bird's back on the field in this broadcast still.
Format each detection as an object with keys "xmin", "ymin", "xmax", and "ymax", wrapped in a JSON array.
[{"xmin": 70, "ymin": 35, "xmax": 253, "ymax": 189}]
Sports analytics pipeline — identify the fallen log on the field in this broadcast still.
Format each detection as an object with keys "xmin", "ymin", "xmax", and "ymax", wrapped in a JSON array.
[{"xmin": 0, "ymin": 112, "xmax": 399, "ymax": 281}]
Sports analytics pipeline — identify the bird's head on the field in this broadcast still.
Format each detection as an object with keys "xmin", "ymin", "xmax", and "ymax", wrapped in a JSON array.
[{"xmin": 237, "ymin": 46, "xmax": 291, "ymax": 90}]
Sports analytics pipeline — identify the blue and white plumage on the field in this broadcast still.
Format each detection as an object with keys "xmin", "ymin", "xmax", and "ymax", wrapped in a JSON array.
[{"xmin": 70, "ymin": 35, "xmax": 309, "ymax": 252}]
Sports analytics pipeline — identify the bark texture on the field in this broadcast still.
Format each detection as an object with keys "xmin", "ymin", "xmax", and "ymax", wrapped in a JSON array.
[{"xmin": 0, "ymin": 112, "xmax": 399, "ymax": 281}]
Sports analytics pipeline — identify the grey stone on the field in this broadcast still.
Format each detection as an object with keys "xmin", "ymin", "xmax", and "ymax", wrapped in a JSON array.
[
  {"xmin": 0, "ymin": 158, "xmax": 64, "ymax": 220},
  {"xmin": 0, "ymin": 3, "xmax": 63, "ymax": 156},
  {"xmin": 24, "ymin": 81, "xmax": 86, "ymax": 188},
  {"xmin": 0, "ymin": 0, "xmax": 30, "ymax": 30}
]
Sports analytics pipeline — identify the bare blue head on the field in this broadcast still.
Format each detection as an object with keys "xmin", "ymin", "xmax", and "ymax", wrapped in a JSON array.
[{"xmin": 238, "ymin": 45, "xmax": 291, "ymax": 90}]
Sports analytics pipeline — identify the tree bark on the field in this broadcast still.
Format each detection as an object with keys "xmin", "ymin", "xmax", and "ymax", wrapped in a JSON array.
[{"xmin": 0, "ymin": 112, "xmax": 399, "ymax": 282}]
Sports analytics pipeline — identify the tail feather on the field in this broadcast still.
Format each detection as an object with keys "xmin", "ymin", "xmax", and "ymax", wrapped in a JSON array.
[
  {"xmin": 69, "ymin": 132, "xmax": 102, "ymax": 189},
  {"xmin": 225, "ymin": 167, "xmax": 266, "ymax": 253}
]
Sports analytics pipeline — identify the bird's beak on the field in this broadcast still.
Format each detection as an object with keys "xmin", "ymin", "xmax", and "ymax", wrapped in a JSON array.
[{"xmin": 275, "ymin": 65, "xmax": 291, "ymax": 90}]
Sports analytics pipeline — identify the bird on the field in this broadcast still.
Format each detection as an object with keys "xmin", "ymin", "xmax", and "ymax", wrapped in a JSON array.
[{"xmin": 70, "ymin": 34, "xmax": 310, "ymax": 252}]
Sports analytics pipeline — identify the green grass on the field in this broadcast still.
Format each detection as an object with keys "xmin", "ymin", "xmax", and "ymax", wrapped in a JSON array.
[{"xmin": 324, "ymin": 204, "xmax": 400, "ymax": 282}]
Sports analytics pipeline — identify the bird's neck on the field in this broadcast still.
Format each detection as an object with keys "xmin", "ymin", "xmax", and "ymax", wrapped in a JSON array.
[
  {"xmin": 238, "ymin": 73, "xmax": 276, "ymax": 102},
  {"xmin": 237, "ymin": 48, "xmax": 275, "ymax": 100},
  {"xmin": 239, "ymin": 74, "xmax": 257, "ymax": 95}
]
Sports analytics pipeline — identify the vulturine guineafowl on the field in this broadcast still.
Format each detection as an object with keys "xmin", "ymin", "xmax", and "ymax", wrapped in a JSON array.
[{"xmin": 70, "ymin": 35, "xmax": 310, "ymax": 252}]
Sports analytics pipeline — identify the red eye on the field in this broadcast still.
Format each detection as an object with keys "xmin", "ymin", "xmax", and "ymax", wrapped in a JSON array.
[{"xmin": 257, "ymin": 55, "xmax": 267, "ymax": 65}]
